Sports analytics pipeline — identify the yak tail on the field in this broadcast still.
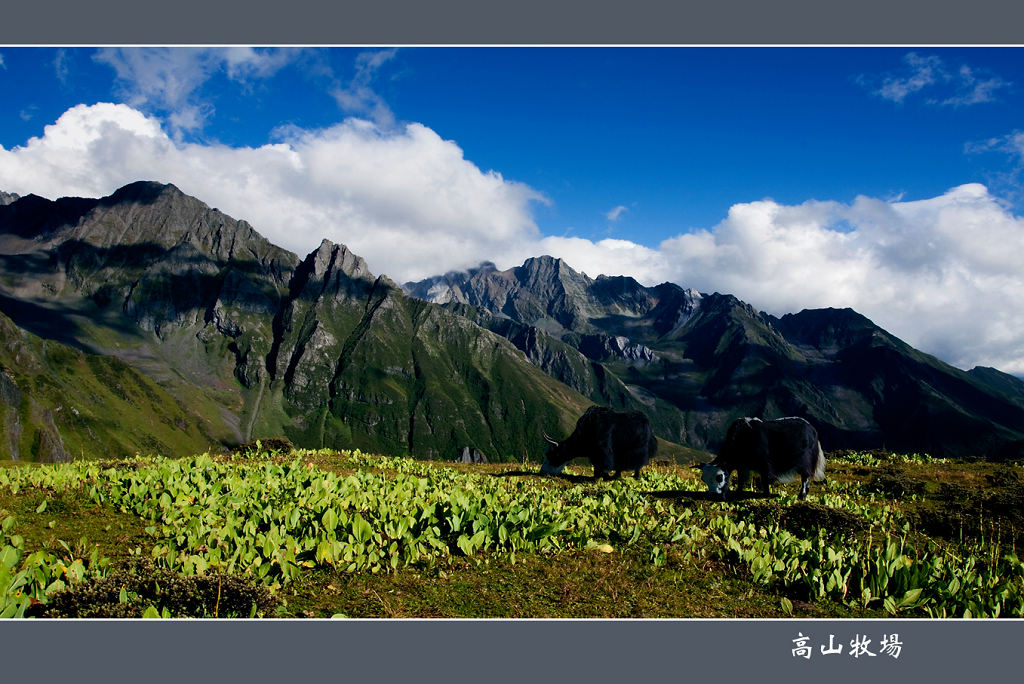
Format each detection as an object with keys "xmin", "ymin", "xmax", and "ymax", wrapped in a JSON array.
[{"xmin": 813, "ymin": 443, "xmax": 826, "ymax": 481}]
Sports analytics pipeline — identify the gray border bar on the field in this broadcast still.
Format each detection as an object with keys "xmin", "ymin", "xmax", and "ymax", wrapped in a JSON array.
[
  {"xmin": 2, "ymin": 1, "xmax": 1023, "ymax": 683},
  {"xmin": 0, "ymin": 619, "xmax": 1021, "ymax": 682},
  {"xmin": 2, "ymin": 0, "xmax": 1024, "ymax": 45}
]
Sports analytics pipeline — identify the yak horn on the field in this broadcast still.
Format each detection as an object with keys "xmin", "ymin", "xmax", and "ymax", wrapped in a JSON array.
[{"xmin": 542, "ymin": 432, "xmax": 559, "ymax": 445}]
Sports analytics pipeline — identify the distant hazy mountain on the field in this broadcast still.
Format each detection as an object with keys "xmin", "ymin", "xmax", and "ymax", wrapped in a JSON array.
[
  {"xmin": 405, "ymin": 258, "xmax": 1024, "ymax": 460},
  {"xmin": 0, "ymin": 182, "xmax": 598, "ymax": 462}
]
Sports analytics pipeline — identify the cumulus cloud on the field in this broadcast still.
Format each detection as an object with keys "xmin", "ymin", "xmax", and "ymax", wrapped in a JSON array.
[
  {"xmin": 534, "ymin": 236, "xmax": 667, "ymax": 281},
  {"xmin": 0, "ymin": 103, "xmax": 546, "ymax": 284},
  {"xmin": 860, "ymin": 52, "xmax": 1011, "ymax": 107},
  {"xmin": 1, "ymin": 103, "xmax": 1022, "ymax": 375},
  {"xmin": 527, "ymin": 186, "xmax": 1024, "ymax": 375}
]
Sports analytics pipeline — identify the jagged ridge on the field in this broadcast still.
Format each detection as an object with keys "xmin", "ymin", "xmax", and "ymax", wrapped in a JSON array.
[
  {"xmin": 405, "ymin": 259, "xmax": 1024, "ymax": 460},
  {"xmin": 0, "ymin": 182, "xmax": 597, "ymax": 462}
]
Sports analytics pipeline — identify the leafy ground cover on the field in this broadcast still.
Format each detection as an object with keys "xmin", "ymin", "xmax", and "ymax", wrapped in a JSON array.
[{"xmin": 1, "ymin": 447, "xmax": 1022, "ymax": 618}]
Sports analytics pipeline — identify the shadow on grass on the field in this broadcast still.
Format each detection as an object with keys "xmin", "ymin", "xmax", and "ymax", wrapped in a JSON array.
[
  {"xmin": 488, "ymin": 470, "xmax": 783, "ymax": 498},
  {"xmin": 645, "ymin": 489, "xmax": 776, "ymax": 503},
  {"xmin": 489, "ymin": 469, "xmax": 599, "ymax": 484}
]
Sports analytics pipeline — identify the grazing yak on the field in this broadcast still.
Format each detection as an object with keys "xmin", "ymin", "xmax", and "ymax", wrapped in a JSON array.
[
  {"xmin": 698, "ymin": 417, "xmax": 826, "ymax": 500},
  {"xmin": 541, "ymin": 406, "xmax": 657, "ymax": 480}
]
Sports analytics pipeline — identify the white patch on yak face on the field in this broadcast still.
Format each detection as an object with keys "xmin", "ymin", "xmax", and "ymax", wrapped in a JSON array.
[
  {"xmin": 539, "ymin": 458, "xmax": 565, "ymax": 475},
  {"xmin": 701, "ymin": 464, "xmax": 729, "ymax": 495}
]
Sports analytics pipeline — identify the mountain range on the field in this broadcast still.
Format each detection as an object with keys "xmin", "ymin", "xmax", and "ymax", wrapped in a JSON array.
[
  {"xmin": 1, "ymin": 181, "xmax": 1022, "ymax": 463},
  {"xmin": 403, "ymin": 254, "xmax": 1024, "ymax": 461}
]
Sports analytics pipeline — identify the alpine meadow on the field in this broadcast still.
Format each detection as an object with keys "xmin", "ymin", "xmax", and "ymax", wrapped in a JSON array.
[{"xmin": 2, "ymin": 46, "xmax": 1024, "ymax": 619}]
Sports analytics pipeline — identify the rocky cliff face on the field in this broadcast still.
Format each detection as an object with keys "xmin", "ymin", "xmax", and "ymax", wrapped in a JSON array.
[
  {"xmin": 0, "ymin": 182, "xmax": 594, "ymax": 462},
  {"xmin": 404, "ymin": 257, "xmax": 701, "ymax": 362}
]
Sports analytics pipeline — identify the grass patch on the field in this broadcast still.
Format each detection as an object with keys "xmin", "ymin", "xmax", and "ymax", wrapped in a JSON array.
[
  {"xmin": 0, "ymin": 481, "xmax": 152, "ymax": 567},
  {"xmin": 283, "ymin": 547, "xmax": 875, "ymax": 619},
  {"xmin": 37, "ymin": 558, "xmax": 281, "ymax": 618},
  {"xmin": 3, "ymin": 449, "xmax": 1023, "ymax": 618}
]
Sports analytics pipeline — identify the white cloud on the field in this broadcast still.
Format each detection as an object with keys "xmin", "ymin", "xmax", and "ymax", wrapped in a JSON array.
[
  {"xmin": 0, "ymin": 103, "xmax": 546, "ymax": 285},
  {"xmin": 606, "ymin": 205, "xmax": 628, "ymax": 221},
  {"xmin": 940, "ymin": 64, "xmax": 1011, "ymax": 107},
  {"xmin": 861, "ymin": 52, "xmax": 1011, "ymax": 107},
  {"xmin": 964, "ymin": 130, "xmax": 1024, "ymax": 205},
  {"xmin": 1, "ymin": 103, "xmax": 1022, "ymax": 376},
  {"xmin": 220, "ymin": 46, "xmax": 301, "ymax": 81},
  {"xmin": 329, "ymin": 48, "xmax": 399, "ymax": 129},
  {"xmin": 519, "ymin": 185, "xmax": 1024, "ymax": 375},
  {"xmin": 874, "ymin": 52, "xmax": 943, "ymax": 103},
  {"xmin": 54, "ymin": 49, "xmax": 69, "ymax": 85},
  {"xmin": 652, "ymin": 185, "xmax": 1024, "ymax": 375},
  {"xmin": 92, "ymin": 47, "xmax": 302, "ymax": 135},
  {"xmin": 967, "ymin": 129, "xmax": 1024, "ymax": 166}
]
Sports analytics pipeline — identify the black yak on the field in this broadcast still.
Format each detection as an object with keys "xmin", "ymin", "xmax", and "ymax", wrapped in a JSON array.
[
  {"xmin": 541, "ymin": 406, "xmax": 657, "ymax": 480},
  {"xmin": 699, "ymin": 417, "xmax": 826, "ymax": 500}
]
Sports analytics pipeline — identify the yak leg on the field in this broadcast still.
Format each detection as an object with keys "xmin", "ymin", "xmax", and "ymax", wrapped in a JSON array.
[
  {"xmin": 595, "ymin": 436, "xmax": 616, "ymax": 482},
  {"xmin": 799, "ymin": 477, "xmax": 810, "ymax": 500}
]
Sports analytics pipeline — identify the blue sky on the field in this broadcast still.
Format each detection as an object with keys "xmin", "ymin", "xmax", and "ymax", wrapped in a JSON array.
[
  {"xmin": 1, "ymin": 46, "xmax": 1023, "ymax": 374},
  {"xmin": 4, "ymin": 47, "xmax": 1023, "ymax": 241}
]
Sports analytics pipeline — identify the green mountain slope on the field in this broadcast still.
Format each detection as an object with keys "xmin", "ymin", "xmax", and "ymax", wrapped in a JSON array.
[
  {"xmin": 0, "ymin": 311, "xmax": 224, "ymax": 461},
  {"xmin": 0, "ymin": 182, "xmax": 599, "ymax": 462}
]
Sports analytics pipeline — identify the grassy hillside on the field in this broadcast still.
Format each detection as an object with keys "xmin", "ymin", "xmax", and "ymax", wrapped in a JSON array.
[
  {"xmin": 2, "ymin": 446, "xmax": 1022, "ymax": 618},
  {"xmin": 0, "ymin": 186, "xmax": 605, "ymax": 463},
  {"xmin": 0, "ymin": 312, "xmax": 228, "ymax": 462}
]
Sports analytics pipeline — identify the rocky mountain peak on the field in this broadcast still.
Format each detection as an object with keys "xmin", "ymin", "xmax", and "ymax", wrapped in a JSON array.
[
  {"xmin": 517, "ymin": 255, "xmax": 591, "ymax": 290},
  {"xmin": 520, "ymin": 254, "xmax": 562, "ymax": 271},
  {"xmin": 401, "ymin": 261, "xmax": 502, "ymax": 305},
  {"xmin": 0, "ymin": 190, "xmax": 20, "ymax": 206},
  {"xmin": 772, "ymin": 307, "xmax": 882, "ymax": 350},
  {"xmin": 3, "ymin": 179, "xmax": 1024, "ymax": 462},
  {"xmin": 286, "ymin": 238, "xmax": 384, "ymax": 310},
  {"xmin": 310, "ymin": 239, "xmax": 371, "ymax": 281},
  {"xmin": 100, "ymin": 180, "xmax": 185, "ymax": 206}
]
